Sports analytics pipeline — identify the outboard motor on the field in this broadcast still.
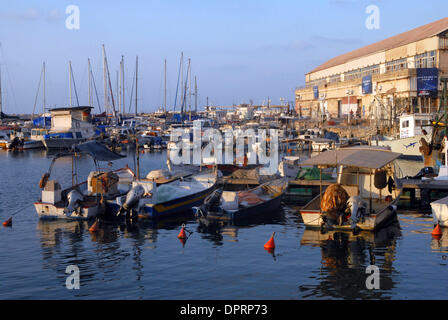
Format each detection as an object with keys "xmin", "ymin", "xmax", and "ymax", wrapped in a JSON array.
[
  {"xmin": 117, "ymin": 184, "xmax": 145, "ymax": 218},
  {"xmin": 193, "ymin": 189, "xmax": 223, "ymax": 217},
  {"xmin": 66, "ymin": 189, "xmax": 84, "ymax": 217},
  {"xmin": 346, "ymin": 195, "xmax": 367, "ymax": 230},
  {"xmin": 411, "ymin": 166, "xmax": 434, "ymax": 179}
]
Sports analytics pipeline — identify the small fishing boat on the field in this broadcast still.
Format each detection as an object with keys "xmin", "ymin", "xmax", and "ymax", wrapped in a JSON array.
[
  {"xmin": 299, "ymin": 146, "xmax": 403, "ymax": 231},
  {"xmin": 278, "ymin": 156, "xmax": 300, "ymax": 179},
  {"xmin": 193, "ymin": 178, "xmax": 288, "ymax": 221},
  {"xmin": 34, "ymin": 141, "xmax": 129, "ymax": 220},
  {"xmin": 111, "ymin": 170, "xmax": 218, "ymax": 219},
  {"xmin": 430, "ymin": 196, "xmax": 448, "ymax": 227}
]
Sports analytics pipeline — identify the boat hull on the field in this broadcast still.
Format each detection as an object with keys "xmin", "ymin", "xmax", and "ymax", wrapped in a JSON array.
[
  {"xmin": 43, "ymin": 138, "xmax": 86, "ymax": 150},
  {"xmin": 431, "ymin": 196, "xmax": 448, "ymax": 227},
  {"xmin": 375, "ymin": 135, "xmax": 424, "ymax": 160},
  {"xmin": 23, "ymin": 140, "xmax": 44, "ymax": 149},
  {"xmin": 34, "ymin": 201, "xmax": 104, "ymax": 220},
  {"xmin": 140, "ymin": 183, "xmax": 216, "ymax": 218},
  {"xmin": 206, "ymin": 192, "xmax": 283, "ymax": 221},
  {"xmin": 299, "ymin": 195, "xmax": 399, "ymax": 231}
]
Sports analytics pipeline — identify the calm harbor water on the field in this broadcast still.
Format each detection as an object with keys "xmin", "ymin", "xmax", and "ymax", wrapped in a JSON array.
[{"xmin": 1, "ymin": 149, "xmax": 448, "ymax": 300}]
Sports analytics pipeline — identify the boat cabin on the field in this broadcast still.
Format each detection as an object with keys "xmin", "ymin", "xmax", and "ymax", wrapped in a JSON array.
[
  {"xmin": 300, "ymin": 147, "xmax": 402, "ymax": 213},
  {"xmin": 399, "ymin": 113, "xmax": 433, "ymax": 139}
]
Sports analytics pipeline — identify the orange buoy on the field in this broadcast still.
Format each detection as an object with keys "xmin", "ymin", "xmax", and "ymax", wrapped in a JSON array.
[
  {"xmin": 89, "ymin": 220, "xmax": 99, "ymax": 233},
  {"xmin": 264, "ymin": 232, "xmax": 276, "ymax": 250},
  {"xmin": 2, "ymin": 217, "xmax": 12, "ymax": 227},
  {"xmin": 177, "ymin": 224, "xmax": 187, "ymax": 239},
  {"xmin": 179, "ymin": 237, "xmax": 187, "ymax": 247},
  {"xmin": 432, "ymin": 223, "xmax": 443, "ymax": 238},
  {"xmin": 287, "ymin": 148, "xmax": 292, "ymax": 153}
]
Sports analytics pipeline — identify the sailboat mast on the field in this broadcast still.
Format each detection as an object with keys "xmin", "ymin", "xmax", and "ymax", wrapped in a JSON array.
[
  {"xmin": 164, "ymin": 59, "xmax": 167, "ymax": 114},
  {"xmin": 43, "ymin": 62, "xmax": 46, "ymax": 114},
  {"xmin": 121, "ymin": 55, "xmax": 125, "ymax": 117},
  {"xmin": 135, "ymin": 55, "xmax": 138, "ymax": 116},
  {"xmin": 0, "ymin": 66, "xmax": 2, "ymax": 115},
  {"xmin": 116, "ymin": 69, "xmax": 119, "ymax": 115},
  {"xmin": 188, "ymin": 58, "xmax": 191, "ymax": 115},
  {"xmin": 69, "ymin": 61, "xmax": 73, "ymax": 107},
  {"xmin": 102, "ymin": 44, "xmax": 108, "ymax": 118},
  {"xmin": 88, "ymin": 58, "xmax": 92, "ymax": 107},
  {"xmin": 195, "ymin": 76, "xmax": 197, "ymax": 113}
]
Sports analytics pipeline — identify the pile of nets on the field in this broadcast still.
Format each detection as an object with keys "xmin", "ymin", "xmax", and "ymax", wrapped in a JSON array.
[{"xmin": 320, "ymin": 183, "xmax": 349, "ymax": 220}]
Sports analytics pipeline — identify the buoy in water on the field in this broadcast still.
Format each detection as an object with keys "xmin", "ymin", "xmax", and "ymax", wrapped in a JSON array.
[
  {"xmin": 89, "ymin": 220, "xmax": 99, "ymax": 233},
  {"xmin": 432, "ymin": 223, "xmax": 443, "ymax": 238},
  {"xmin": 264, "ymin": 232, "xmax": 276, "ymax": 250},
  {"xmin": 2, "ymin": 217, "xmax": 12, "ymax": 227},
  {"xmin": 177, "ymin": 224, "xmax": 187, "ymax": 239}
]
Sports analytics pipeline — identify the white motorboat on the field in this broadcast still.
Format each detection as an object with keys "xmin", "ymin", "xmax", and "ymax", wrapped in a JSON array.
[
  {"xmin": 110, "ymin": 170, "xmax": 218, "ymax": 219},
  {"xmin": 34, "ymin": 141, "xmax": 131, "ymax": 220},
  {"xmin": 278, "ymin": 156, "xmax": 300, "ymax": 179},
  {"xmin": 374, "ymin": 113, "xmax": 433, "ymax": 160}
]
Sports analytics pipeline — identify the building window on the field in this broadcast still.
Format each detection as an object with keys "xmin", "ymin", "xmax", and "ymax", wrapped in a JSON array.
[
  {"xmin": 328, "ymin": 74, "xmax": 341, "ymax": 83},
  {"xmin": 386, "ymin": 58, "xmax": 408, "ymax": 73},
  {"xmin": 415, "ymin": 51, "xmax": 436, "ymax": 68}
]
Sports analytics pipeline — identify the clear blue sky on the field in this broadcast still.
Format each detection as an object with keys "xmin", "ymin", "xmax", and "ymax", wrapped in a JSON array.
[{"xmin": 0, "ymin": 0, "xmax": 447, "ymax": 114}]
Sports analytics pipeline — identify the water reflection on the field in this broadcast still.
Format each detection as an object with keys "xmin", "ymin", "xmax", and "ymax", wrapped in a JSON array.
[
  {"xmin": 298, "ymin": 223, "xmax": 401, "ymax": 299},
  {"xmin": 35, "ymin": 213, "xmax": 193, "ymax": 297},
  {"xmin": 196, "ymin": 207, "xmax": 287, "ymax": 246}
]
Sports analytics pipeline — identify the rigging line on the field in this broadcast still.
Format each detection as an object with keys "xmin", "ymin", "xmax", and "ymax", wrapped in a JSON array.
[
  {"xmin": 70, "ymin": 64, "xmax": 80, "ymax": 106},
  {"xmin": 0, "ymin": 42, "xmax": 19, "ymax": 112},
  {"xmin": 90, "ymin": 68, "xmax": 102, "ymax": 113},
  {"xmin": 174, "ymin": 53, "xmax": 182, "ymax": 113},
  {"xmin": 128, "ymin": 68, "xmax": 136, "ymax": 113},
  {"xmin": 31, "ymin": 65, "xmax": 44, "ymax": 120}
]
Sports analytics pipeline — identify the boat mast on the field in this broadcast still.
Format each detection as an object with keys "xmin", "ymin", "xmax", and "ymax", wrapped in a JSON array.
[
  {"xmin": 43, "ymin": 62, "xmax": 46, "ymax": 114},
  {"xmin": 69, "ymin": 61, "xmax": 73, "ymax": 107},
  {"xmin": 88, "ymin": 58, "xmax": 92, "ymax": 107},
  {"xmin": 188, "ymin": 58, "xmax": 191, "ymax": 118},
  {"xmin": 119, "ymin": 56, "xmax": 124, "ymax": 117},
  {"xmin": 195, "ymin": 76, "xmax": 197, "ymax": 113},
  {"xmin": 164, "ymin": 58, "xmax": 167, "ymax": 114},
  {"xmin": 0, "ymin": 65, "xmax": 2, "ymax": 116},
  {"xmin": 102, "ymin": 44, "xmax": 108, "ymax": 120},
  {"xmin": 121, "ymin": 55, "xmax": 125, "ymax": 118},
  {"xmin": 135, "ymin": 55, "xmax": 138, "ymax": 117}
]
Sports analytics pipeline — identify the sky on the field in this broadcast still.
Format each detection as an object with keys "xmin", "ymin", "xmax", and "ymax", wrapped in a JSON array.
[{"xmin": 0, "ymin": 0, "xmax": 447, "ymax": 114}]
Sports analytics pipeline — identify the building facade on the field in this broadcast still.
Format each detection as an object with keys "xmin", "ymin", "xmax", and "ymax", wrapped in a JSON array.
[{"xmin": 295, "ymin": 18, "xmax": 448, "ymax": 124}]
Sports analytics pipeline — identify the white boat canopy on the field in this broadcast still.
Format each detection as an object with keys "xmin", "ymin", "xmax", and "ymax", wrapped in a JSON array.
[{"xmin": 299, "ymin": 146, "xmax": 402, "ymax": 169}]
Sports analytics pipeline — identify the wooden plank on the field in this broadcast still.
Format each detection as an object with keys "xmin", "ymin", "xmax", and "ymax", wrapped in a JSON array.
[
  {"xmin": 288, "ymin": 179, "xmax": 336, "ymax": 186},
  {"xmin": 400, "ymin": 178, "xmax": 448, "ymax": 190}
]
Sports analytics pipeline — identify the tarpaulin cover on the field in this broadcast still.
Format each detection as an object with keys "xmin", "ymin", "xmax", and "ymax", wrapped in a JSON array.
[{"xmin": 71, "ymin": 140, "xmax": 126, "ymax": 161}]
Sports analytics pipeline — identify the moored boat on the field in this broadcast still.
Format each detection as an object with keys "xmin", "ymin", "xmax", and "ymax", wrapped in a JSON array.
[
  {"xmin": 34, "ymin": 141, "xmax": 128, "ymax": 220},
  {"xmin": 193, "ymin": 178, "xmax": 288, "ymax": 221},
  {"xmin": 299, "ymin": 146, "xmax": 403, "ymax": 231},
  {"xmin": 110, "ymin": 170, "xmax": 218, "ymax": 219}
]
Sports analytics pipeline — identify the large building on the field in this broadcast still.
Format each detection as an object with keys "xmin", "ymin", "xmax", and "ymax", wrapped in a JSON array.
[{"xmin": 295, "ymin": 17, "xmax": 448, "ymax": 124}]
